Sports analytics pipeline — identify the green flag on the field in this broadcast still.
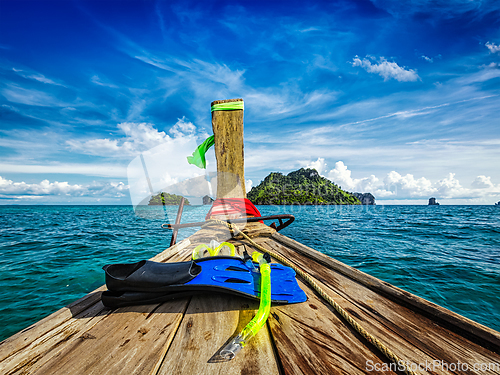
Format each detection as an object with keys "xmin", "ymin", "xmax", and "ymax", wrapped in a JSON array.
[{"xmin": 187, "ymin": 135, "xmax": 215, "ymax": 169}]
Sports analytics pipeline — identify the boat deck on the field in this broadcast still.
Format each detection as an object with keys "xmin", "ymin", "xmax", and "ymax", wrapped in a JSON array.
[{"xmin": 1, "ymin": 222, "xmax": 499, "ymax": 375}]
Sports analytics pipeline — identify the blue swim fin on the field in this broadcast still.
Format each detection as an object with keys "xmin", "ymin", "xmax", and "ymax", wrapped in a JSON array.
[{"xmin": 102, "ymin": 256, "xmax": 307, "ymax": 308}]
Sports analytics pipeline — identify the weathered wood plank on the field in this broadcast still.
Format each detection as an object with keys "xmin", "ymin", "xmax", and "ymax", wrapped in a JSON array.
[
  {"xmin": 27, "ymin": 300, "xmax": 189, "ymax": 375},
  {"xmin": 272, "ymin": 232, "xmax": 500, "ymax": 353},
  {"xmin": 187, "ymin": 222, "xmax": 275, "ymax": 248},
  {"xmin": 158, "ymin": 294, "xmax": 280, "ymax": 375},
  {"xmin": 211, "ymin": 98, "xmax": 246, "ymax": 199},
  {"xmin": 150, "ymin": 238, "xmax": 191, "ymax": 262},
  {"xmin": 268, "ymin": 279, "xmax": 398, "ymax": 375},
  {"xmin": 0, "ymin": 300, "xmax": 110, "ymax": 375},
  {"xmin": 0, "ymin": 287, "xmax": 104, "ymax": 363},
  {"xmin": 263, "ymin": 237, "xmax": 500, "ymax": 374}
]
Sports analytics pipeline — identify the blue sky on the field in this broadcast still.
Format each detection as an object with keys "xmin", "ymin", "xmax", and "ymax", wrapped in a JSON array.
[{"xmin": 0, "ymin": 0, "xmax": 499, "ymax": 204}]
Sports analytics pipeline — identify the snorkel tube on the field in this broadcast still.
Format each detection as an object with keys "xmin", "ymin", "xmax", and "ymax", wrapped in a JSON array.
[{"xmin": 220, "ymin": 252, "xmax": 272, "ymax": 360}]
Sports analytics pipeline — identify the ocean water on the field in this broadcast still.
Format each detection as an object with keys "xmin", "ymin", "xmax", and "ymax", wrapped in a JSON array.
[{"xmin": 0, "ymin": 204, "xmax": 499, "ymax": 342}]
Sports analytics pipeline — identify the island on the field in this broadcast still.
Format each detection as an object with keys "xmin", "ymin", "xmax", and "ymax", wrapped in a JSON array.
[
  {"xmin": 203, "ymin": 195, "xmax": 214, "ymax": 205},
  {"xmin": 148, "ymin": 192, "xmax": 190, "ymax": 205},
  {"xmin": 352, "ymin": 192, "xmax": 376, "ymax": 205},
  {"xmin": 247, "ymin": 168, "xmax": 366, "ymax": 205},
  {"xmin": 428, "ymin": 197, "xmax": 440, "ymax": 206}
]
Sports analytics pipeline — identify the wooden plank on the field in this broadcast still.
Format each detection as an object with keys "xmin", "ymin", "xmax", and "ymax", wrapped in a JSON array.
[
  {"xmin": 150, "ymin": 238, "xmax": 191, "ymax": 262},
  {"xmin": 158, "ymin": 294, "xmax": 280, "ymax": 375},
  {"xmin": 26, "ymin": 300, "xmax": 190, "ymax": 375},
  {"xmin": 0, "ymin": 287, "xmax": 104, "ymax": 363},
  {"xmin": 1, "ymin": 301, "xmax": 110, "ymax": 375},
  {"xmin": 272, "ymin": 232, "xmax": 500, "ymax": 353},
  {"xmin": 211, "ymin": 98, "xmax": 246, "ymax": 199},
  {"xmin": 262, "ymin": 237, "xmax": 500, "ymax": 374},
  {"xmin": 268, "ymin": 280, "xmax": 398, "ymax": 375}
]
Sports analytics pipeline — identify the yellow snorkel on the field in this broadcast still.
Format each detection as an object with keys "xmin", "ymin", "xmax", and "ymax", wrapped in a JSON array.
[{"xmin": 220, "ymin": 252, "xmax": 272, "ymax": 360}]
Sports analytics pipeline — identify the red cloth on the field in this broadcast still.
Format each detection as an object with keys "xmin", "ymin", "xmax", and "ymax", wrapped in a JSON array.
[{"xmin": 206, "ymin": 198, "xmax": 262, "ymax": 222}]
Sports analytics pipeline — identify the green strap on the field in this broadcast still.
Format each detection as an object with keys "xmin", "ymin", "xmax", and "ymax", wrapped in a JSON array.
[
  {"xmin": 211, "ymin": 101, "xmax": 244, "ymax": 112},
  {"xmin": 187, "ymin": 135, "xmax": 214, "ymax": 169}
]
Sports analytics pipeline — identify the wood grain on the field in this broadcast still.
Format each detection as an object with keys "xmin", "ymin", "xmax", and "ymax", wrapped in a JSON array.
[
  {"xmin": 211, "ymin": 98, "xmax": 246, "ymax": 199},
  {"xmin": 158, "ymin": 294, "xmax": 280, "ymax": 375},
  {"xmin": 268, "ymin": 280, "xmax": 398, "ymax": 375},
  {"xmin": 28, "ymin": 300, "xmax": 189, "ymax": 375}
]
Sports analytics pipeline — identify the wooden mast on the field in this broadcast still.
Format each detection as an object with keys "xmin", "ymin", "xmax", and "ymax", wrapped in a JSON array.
[{"xmin": 211, "ymin": 98, "xmax": 246, "ymax": 199}]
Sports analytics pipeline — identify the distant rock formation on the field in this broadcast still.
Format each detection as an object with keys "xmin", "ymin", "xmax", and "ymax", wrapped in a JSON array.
[
  {"xmin": 203, "ymin": 195, "xmax": 214, "ymax": 205},
  {"xmin": 428, "ymin": 197, "xmax": 440, "ymax": 206},
  {"xmin": 353, "ymin": 193, "xmax": 376, "ymax": 205}
]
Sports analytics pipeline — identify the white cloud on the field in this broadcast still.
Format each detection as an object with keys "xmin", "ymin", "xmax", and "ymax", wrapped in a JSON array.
[
  {"xmin": 370, "ymin": 0, "xmax": 491, "ymax": 19},
  {"xmin": 134, "ymin": 54, "xmax": 245, "ymax": 90},
  {"xmin": 0, "ymin": 163, "xmax": 127, "ymax": 178},
  {"xmin": 351, "ymin": 55, "xmax": 420, "ymax": 82},
  {"xmin": 245, "ymin": 179, "xmax": 253, "ymax": 193},
  {"xmin": 421, "ymin": 55, "xmax": 433, "ymax": 63},
  {"xmin": 66, "ymin": 119, "xmax": 210, "ymax": 205},
  {"xmin": 305, "ymin": 159, "xmax": 500, "ymax": 202},
  {"xmin": 382, "ymin": 170, "xmax": 435, "ymax": 197},
  {"xmin": 0, "ymin": 176, "xmax": 128, "ymax": 199},
  {"xmin": 168, "ymin": 116, "xmax": 196, "ymax": 137},
  {"xmin": 130, "ymin": 49, "xmax": 339, "ymax": 125},
  {"xmin": 90, "ymin": 74, "xmax": 118, "ymax": 88},
  {"xmin": 0, "ymin": 176, "xmax": 83, "ymax": 196},
  {"xmin": 117, "ymin": 122, "xmax": 170, "ymax": 149},
  {"xmin": 12, "ymin": 68, "xmax": 65, "ymax": 86},
  {"xmin": 485, "ymin": 41, "xmax": 500, "ymax": 54},
  {"xmin": 471, "ymin": 175, "xmax": 494, "ymax": 189},
  {"xmin": 67, "ymin": 119, "xmax": 198, "ymax": 158},
  {"xmin": 2, "ymin": 84, "xmax": 67, "ymax": 107},
  {"xmin": 325, "ymin": 160, "xmax": 380, "ymax": 193},
  {"xmin": 307, "ymin": 157, "xmax": 327, "ymax": 174},
  {"xmin": 434, "ymin": 173, "xmax": 469, "ymax": 198}
]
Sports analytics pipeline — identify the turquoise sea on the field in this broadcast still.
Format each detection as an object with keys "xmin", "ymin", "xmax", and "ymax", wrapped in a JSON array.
[{"xmin": 0, "ymin": 205, "xmax": 499, "ymax": 342}]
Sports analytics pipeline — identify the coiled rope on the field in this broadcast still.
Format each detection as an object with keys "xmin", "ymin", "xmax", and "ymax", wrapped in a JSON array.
[{"xmin": 202, "ymin": 218, "xmax": 417, "ymax": 375}]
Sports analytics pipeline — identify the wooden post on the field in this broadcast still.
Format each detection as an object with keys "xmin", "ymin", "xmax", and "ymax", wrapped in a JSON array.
[{"xmin": 211, "ymin": 98, "xmax": 246, "ymax": 199}]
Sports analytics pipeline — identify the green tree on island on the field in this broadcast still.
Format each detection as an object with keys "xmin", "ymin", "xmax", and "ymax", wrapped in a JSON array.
[
  {"xmin": 148, "ymin": 192, "xmax": 190, "ymax": 206},
  {"xmin": 247, "ymin": 168, "xmax": 361, "ymax": 205}
]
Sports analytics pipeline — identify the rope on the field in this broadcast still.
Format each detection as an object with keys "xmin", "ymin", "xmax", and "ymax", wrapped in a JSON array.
[{"xmin": 203, "ymin": 219, "xmax": 417, "ymax": 375}]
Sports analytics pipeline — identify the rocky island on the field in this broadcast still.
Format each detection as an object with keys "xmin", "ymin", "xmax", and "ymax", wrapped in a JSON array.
[
  {"xmin": 247, "ymin": 168, "xmax": 368, "ymax": 205},
  {"xmin": 148, "ymin": 192, "xmax": 190, "ymax": 205},
  {"xmin": 352, "ymin": 192, "xmax": 376, "ymax": 205},
  {"xmin": 428, "ymin": 197, "xmax": 440, "ymax": 206}
]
